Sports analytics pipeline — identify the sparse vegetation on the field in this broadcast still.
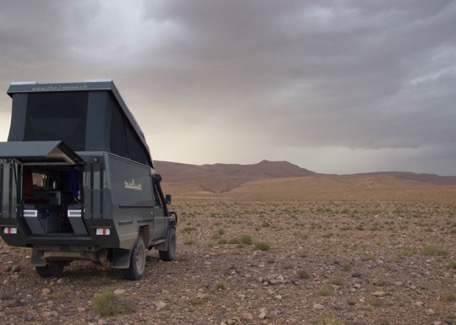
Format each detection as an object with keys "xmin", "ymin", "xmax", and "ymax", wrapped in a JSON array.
[
  {"xmin": 313, "ymin": 316, "xmax": 344, "ymax": 325},
  {"xmin": 253, "ymin": 241, "xmax": 271, "ymax": 251},
  {"xmin": 92, "ymin": 288, "xmax": 134, "ymax": 316},
  {"xmin": 448, "ymin": 260, "xmax": 456, "ymax": 269},
  {"xmin": 440, "ymin": 291, "xmax": 456, "ymax": 302},
  {"xmin": 423, "ymin": 245, "xmax": 448, "ymax": 256},
  {"xmin": 297, "ymin": 269, "xmax": 311, "ymax": 279},
  {"xmin": 183, "ymin": 238, "xmax": 195, "ymax": 245},
  {"xmin": 238, "ymin": 234, "xmax": 253, "ymax": 245},
  {"xmin": 2, "ymin": 183, "xmax": 456, "ymax": 324},
  {"xmin": 212, "ymin": 279, "xmax": 228, "ymax": 291},
  {"xmin": 318, "ymin": 286, "xmax": 332, "ymax": 296}
]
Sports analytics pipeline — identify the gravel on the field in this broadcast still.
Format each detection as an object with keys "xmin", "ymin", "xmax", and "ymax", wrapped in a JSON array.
[{"xmin": 1, "ymin": 190, "xmax": 455, "ymax": 325}]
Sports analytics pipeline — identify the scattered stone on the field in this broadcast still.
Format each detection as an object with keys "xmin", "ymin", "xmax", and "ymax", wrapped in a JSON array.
[
  {"xmin": 260, "ymin": 274, "xmax": 286, "ymax": 285},
  {"xmin": 11, "ymin": 265, "xmax": 21, "ymax": 273},
  {"xmin": 42, "ymin": 288, "xmax": 51, "ymax": 295},
  {"xmin": 113, "ymin": 289, "xmax": 125, "ymax": 295},
  {"xmin": 258, "ymin": 307, "xmax": 267, "ymax": 319},
  {"xmin": 371, "ymin": 291, "xmax": 385, "ymax": 297},
  {"xmin": 242, "ymin": 312, "xmax": 253, "ymax": 320},
  {"xmin": 228, "ymin": 318, "xmax": 240, "ymax": 325},
  {"xmin": 43, "ymin": 311, "xmax": 58, "ymax": 318},
  {"xmin": 156, "ymin": 300, "xmax": 167, "ymax": 311},
  {"xmin": 313, "ymin": 303, "xmax": 324, "ymax": 310},
  {"xmin": 352, "ymin": 272, "xmax": 362, "ymax": 278}
]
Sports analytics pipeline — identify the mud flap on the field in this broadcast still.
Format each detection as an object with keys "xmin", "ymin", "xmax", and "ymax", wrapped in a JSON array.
[
  {"xmin": 110, "ymin": 248, "xmax": 131, "ymax": 269},
  {"xmin": 31, "ymin": 248, "xmax": 46, "ymax": 267}
]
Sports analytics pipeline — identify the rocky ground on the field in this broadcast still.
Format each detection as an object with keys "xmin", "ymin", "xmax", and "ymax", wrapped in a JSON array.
[{"xmin": 1, "ymin": 188, "xmax": 456, "ymax": 325}]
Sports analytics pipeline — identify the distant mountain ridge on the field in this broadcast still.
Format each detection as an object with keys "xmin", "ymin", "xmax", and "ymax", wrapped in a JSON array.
[
  {"xmin": 154, "ymin": 160, "xmax": 456, "ymax": 193},
  {"xmin": 154, "ymin": 160, "xmax": 315, "ymax": 192}
]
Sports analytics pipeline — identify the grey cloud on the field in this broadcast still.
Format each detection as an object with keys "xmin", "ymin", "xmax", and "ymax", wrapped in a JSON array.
[{"xmin": 0, "ymin": 0, "xmax": 455, "ymax": 174}]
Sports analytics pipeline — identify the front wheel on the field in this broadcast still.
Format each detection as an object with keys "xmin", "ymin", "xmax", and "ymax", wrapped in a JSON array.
[
  {"xmin": 159, "ymin": 227, "xmax": 176, "ymax": 262},
  {"xmin": 122, "ymin": 235, "xmax": 146, "ymax": 280}
]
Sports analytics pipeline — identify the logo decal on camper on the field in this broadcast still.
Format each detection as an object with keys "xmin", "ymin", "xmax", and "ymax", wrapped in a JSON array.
[{"xmin": 124, "ymin": 179, "xmax": 142, "ymax": 191}]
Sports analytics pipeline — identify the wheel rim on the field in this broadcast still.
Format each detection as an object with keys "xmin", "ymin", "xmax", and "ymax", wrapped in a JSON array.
[{"xmin": 136, "ymin": 241, "xmax": 145, "ymax": 273}]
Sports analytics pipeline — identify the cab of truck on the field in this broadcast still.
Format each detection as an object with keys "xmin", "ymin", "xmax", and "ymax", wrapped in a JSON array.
[{"xmin": 0, "ymin": 80, "xmax": 177, "ymax": 280}]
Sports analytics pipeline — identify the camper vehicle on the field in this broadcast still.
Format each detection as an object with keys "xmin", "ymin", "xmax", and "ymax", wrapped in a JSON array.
[{"xmin": 0, "ymin": 80, "xmax": 177, "ymax": 280}]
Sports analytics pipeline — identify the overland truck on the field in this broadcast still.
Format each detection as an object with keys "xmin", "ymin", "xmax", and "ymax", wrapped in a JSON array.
[{"xmin": 0, "ymin": 80, "xmax": 177, "ymax": 280}]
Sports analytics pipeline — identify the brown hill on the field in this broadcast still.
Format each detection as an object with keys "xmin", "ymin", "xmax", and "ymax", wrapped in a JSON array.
[
  {"xmin": 154, "ymin": 160, "xmax": 316, "ymax": 192},
  {"xmin": 155, "ymin": 160, "xmax": 456, "ymax": 193}
]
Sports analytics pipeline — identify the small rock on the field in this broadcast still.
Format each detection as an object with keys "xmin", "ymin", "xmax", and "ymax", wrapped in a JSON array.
[
  {"xmin": 426, "ymin": 309, "xmax": 435, "ymax": 315},
  {"xmin": 313, "ymin": 303, "xmax": 324, "ymax": 310},
  {"xmin": 98, "ymin": 320, "xmax": 106, "ymax": 325},
  {"xmin": 258, "ymin": 307, "xmax": 267, "ymax": 319},
  {"xmin": 371, "ymin": 291, "xmax": 385, "ymax": 297},
  {"xmin": 242, "ymin": 312, "xmax": 253, "ymax": 320},
  {"xmin": 156, "ymin": 300, "xmax": 167, "ymax": 311},
  {"xmin": 113, "ymin": 289, "xmax": 125, "ymax": 295},
  {"xmin": 11, "ymin": 265, "xmax": 21, "ymax": 273},
  {"xmin": 43, "ymin": 311, "xmax": 58, "ymax": 318},
  {"xmin": 42, "ymin": 288, "xmax": 51, "ymax": 295},
  {"xmin": 352, "ymin": 272, "xmax": 362, "ymax": 278}
]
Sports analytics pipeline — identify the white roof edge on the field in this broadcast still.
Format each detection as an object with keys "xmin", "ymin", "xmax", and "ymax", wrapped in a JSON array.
[{"xmin": 10, "ymin": 81, "xmax": 38, "ymax": 85}]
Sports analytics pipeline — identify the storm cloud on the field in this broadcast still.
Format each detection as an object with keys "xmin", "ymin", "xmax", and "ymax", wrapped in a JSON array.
[{"xmin": 0, "ymin": 0, "xmax": 455, "ymax": 174}]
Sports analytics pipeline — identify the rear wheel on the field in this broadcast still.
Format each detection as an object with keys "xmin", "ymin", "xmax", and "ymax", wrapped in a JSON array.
[
  {"xmin": 159, "ymin": 227, "xmax": 176, "ymax": 262},
  {"xmin": 122, "ymin": 235, "xmax": 146, "ymax": 280},
  {"xmin": 35, "ymin": 263, "xmax": 65, "ymax": 278}
]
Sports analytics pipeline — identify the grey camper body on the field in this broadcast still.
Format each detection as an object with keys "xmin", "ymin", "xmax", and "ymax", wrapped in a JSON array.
[{"xmin": 0, "ymin": 81, "xmax": 177, "ymax": 280}]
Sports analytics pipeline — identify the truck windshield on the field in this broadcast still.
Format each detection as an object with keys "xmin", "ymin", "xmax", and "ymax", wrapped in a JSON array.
[{"xmin": 24, "ymin": 92, "xmax": 88, "ymax": 151}]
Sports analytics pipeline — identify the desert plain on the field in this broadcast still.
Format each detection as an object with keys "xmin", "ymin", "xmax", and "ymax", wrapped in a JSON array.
[{"xmin": 0, "ymin": 171, "xmax": 455, "ymax": 325}]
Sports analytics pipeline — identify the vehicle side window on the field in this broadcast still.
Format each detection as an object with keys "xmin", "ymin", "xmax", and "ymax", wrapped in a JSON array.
[{"xmin": 152, "ymin": 180, "xmax": 162, "ymax": 206}]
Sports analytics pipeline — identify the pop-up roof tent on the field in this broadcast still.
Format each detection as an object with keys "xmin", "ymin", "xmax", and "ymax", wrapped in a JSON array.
[{"xmin": 5, "ymin": 80, "xmax": 153, "ymax": 168}]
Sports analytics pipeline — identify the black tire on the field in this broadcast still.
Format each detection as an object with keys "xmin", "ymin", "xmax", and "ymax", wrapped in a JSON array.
[
  {"xmin": 122, "ymin": 235, "xmax": 146, "ymax": 280},
  {"xmin": 35, "ymin": 263, "xmax": 65, "ymax": 278},
  {"xmin": 159, "ymin": 227, "xmax": 176, "ymax": 262}
]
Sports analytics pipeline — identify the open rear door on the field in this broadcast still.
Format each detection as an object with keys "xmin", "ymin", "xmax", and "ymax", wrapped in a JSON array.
[{"xmin": 0, "ymin": 141, "xmax": 84, "ymax": 165}]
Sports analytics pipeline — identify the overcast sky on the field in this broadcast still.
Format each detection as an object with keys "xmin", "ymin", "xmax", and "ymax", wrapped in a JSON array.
[{"xmin": 1, "ymin": 0, "xmax": 455, "ymax": 175}]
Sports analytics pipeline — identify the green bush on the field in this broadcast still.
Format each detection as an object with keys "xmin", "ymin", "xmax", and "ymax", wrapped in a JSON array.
[
  {"xmin": 254, "ymin": 241, "xmax": 271, "ymax": 251},
  {"xmin": 448, "ymin": 260, "xmax": 456, "ymax": 269},
  {"xmin": 297, "ymin": 269, "xmax": 310, "ymax": 279},
  {"xmin": 183, "ymin": 238, "xmax": 195, "ymax": 245},
  {"xmin": 423, "ymin": 245, "xmax": 447, "ymax": 256},
  {"xmin": 238, "ymin": 234, "xmax": 253, "ymax": 245},
  {"xmin": 212, "ymin": 279, "xmax": 228, "ymax": 291},
  {"xmin": 92, "ymin": 288, "xmax": 134, "ymax": 316}
]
